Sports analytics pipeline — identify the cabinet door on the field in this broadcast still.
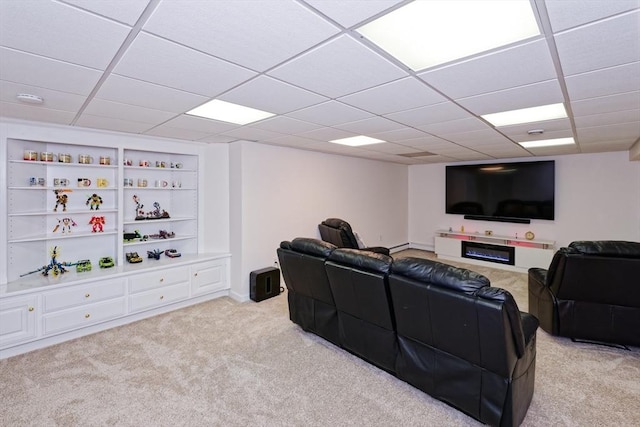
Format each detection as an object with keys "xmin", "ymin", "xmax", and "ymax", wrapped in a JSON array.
[
  {"xmin": 129, "ymin": 266, "xmax": 190, "ymax": 293},
  {"xmin": 0, "ymin": 295, "xmax": 39, "ymax": 348},
  {"xmin": 42, "ymin": 298, "xmax": 126, "ymax": 336},
  {"xmin": 42, "ymin": 278, "xmax": 126, "ymax": 313},
  {"xmin": 191, "ymin": 259, "xmax": 229, "ymax": 296}
]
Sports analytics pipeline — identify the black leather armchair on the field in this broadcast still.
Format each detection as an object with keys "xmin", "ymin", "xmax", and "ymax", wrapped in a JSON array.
[
  {"xmin": 277, "ymin": 238, "xmax": 340, "ymax": 345},
  {"xmin": 318, "ymin": 218, "xmax": 390, "ymax": 255},
  {"xmin": 528, "ymin": 240, "xmax": 640, "ymax": 347},
  {"xmin": 389, "ymin": 257, "xmax": 538, "ymax": 427}
]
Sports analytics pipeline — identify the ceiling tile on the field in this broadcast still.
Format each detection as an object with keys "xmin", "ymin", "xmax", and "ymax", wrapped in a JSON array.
[
  {"xmin": 417, "ymin": 117, "xmax": 490, "ymax": 136},
  {"xmin": 82, "ymin": 98, "xmax": 176, "ymax": 124},
  {"xmin": 303, "ymin": 0, "xmax": 404, "ymax": 28},
  {"xmin": 158, "ymin": 115, "xmax": 239, "ymax": 134},
  {"xmin": 0, "ymin": 1, "xmax": 130, "ymax": 69},
  {"xmin": 287, "ymin": 101, "xmax": 373, "ymax": 126},
  {"xmin": 114, "ymin": 33, "xmax": 257, "ymax": 97},
  {"xmin": 144, "ymin": 0, "xmax": 340, "ymax": 71},
  {"xmin": 521, "ymin": 144, "xmax": 581, "ymax": 156},
  {"xmin": 497, "ymin": 118, "xmax": 572, "ymax": 138},
  {"xmin": 250, "ymin": 116, "xmax": 323, "ymax": 134},
  {"xmin": 61, "ymin": 0, "xmax": 150, "ymax": 26},
  {"xmin": 554, "ymin": 11, "xmax": 640, "ymax": 76},
  {"xmin": 439, "ymin": 129, "xmax": 515, "ymax": 145},
  {"xmin": 334, "ymin": 116, "xmax": 405, "ymax": 134},
  {"xmin": 457, "ymin": 79, "xmax": 564, "ymax": 115},
  {"xmin": 144, "ymin": 124, "xmax": 212, "ymax": 141},
  {"xmin": 220, "ymin": 126, "xmax": 285, "ymax": 142},
  {"xmin": 268, "ymin": 34, "xmax": 408, "ymax": 98},
  {"xmin": 580, "ymin": 140, "xmax": 637, "ymax": 152},
  {"xmin": 571, "ymin": 91, "xmax": 640, "ymax": 116},
  {"xmin": 298, "ymin": 127, "xmax": 358, "ymax": 142},
  {"xmin": 576, "ymin": 122, "xmax": 640, "ymax": 144},
  {"xmin": 386, "ymin": 102, "xmax": 472, "ymax": 127},
  {"xmin": 574, "ymin": 110, "xmax": 640, "ymax": 128},
  {"xmin": 418, "ymin": 39, "xmax": 556, "ymax": 99},
  {"xmin": 0, "ymin": 48, "xmax": 102, "ymax": 95},
  {"xmin": 197, "ymin": 134, "xmax": 238, "ymax": 144},
  {"xmin": 0, "ymin": 101, "xmax": 75, "ymax": 125},
  {"xmin": 545, "ymin": 0, "xmax": 639, "ymax": 32},
  {"xmin": 220, "ymin": 76, "xmax": 328, "ymax": 114},
  {"xmin": 96, "ymin": 75, "xmax": 209, "ymax": 113},
  {"xmin": 1, "ymin": 80, "xmax": 86, "ymax": 112},
  {"xmin": 75, "ymin": 114, "xmax": 153, "ymax": 133},
  {"xmin": 338, "ymin": 77, "xmax": 446, "ymax": 115},
  {"xmin": 565, "ymin": 61, "xmax": 640, "ymax": 100},
  {"xmin": 369, "ymin": 127, "xmax": 430, "ymax": 142},
  {"xmin": 362, "ymin": 142, "xmax": 418, "ymax": 155}
]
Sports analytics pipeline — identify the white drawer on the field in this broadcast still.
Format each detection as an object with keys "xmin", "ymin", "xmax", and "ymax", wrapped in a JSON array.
[
  {"xmin": 191, "ymin": 259, "xmax": 228, "ymax": 296},
  {"xmin": 129, "ymin": 282, "xmax": 190, "ymax": 313},
  {"xmin": 42, "ymin": 279, "xmax": 126, "ymax": 313},
  {"xmin": 42, "ymin": 298, "xmax": 126, "ymax": 336},
  {"xmin": 0, "ymin": 295, "xmax": 39, "ymax": 348},
  {"xmin": 129, "ymin": 266, "xmax": 190, "ymax": 294}
]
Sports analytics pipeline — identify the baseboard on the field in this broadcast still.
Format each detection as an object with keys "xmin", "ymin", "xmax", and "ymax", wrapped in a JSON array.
[
  {"xmin": 389, "ymin": 243, "xmax": 410, "ymax": 253},
  {"xmin": 407, "ymin": 242, "xmax": 435, "ymax": 252}
]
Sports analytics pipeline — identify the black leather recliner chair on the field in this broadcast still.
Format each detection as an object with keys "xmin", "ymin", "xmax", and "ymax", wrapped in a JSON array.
[
  {"xmin": 277, "ymin": 238, "xmax": 340, "ymax": 346},
  {"xmin": 318, "ymin": 218, "xmax": 390, "ymax": 255},
  {"xmin": 389, "ymin": 257, "xmax": 538, "ymax": 427},
  {"xmin": 528, "ymin": 240, "xmax": 640, "ymax": 347},
  {"xmin": 325, "ymin": 248, "xmax": 397, "ymax": 372}
]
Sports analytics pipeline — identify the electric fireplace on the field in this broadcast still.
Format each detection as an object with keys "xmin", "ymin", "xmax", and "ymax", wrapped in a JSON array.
[{"xmin": 461, "ymin": 241, "xmax": 515, "ymax": 266}]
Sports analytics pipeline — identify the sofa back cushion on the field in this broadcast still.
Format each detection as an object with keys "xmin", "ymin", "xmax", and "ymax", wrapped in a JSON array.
[
  {"xmin": 390, "ymin": 257, "xmax": 525, "ymax": 376},
  {"xmin": 318, "ymin": 218, "xmax": 359, "ymax": 249},
  {"xmin": 548, "ymin": 242, "xmax": 640, "ymax": 307},
  {"xmin": 277, "ymin": 238, "xmax": 336, "ymax": 305}
]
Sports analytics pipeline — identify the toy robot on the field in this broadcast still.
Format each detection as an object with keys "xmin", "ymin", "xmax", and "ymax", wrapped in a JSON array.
[
  {"xmin": 89, "ymin": 215, "xmax": 105, "ymax": 232},
  {"xmin": 133, "ymin": 195, "xmax": 145, "ymax": 220},
  {"xmin": 53, "ymin": 217, "xmax": 77, "ymax": 234},
  {"xmin": 53, "ymin": 189, "xmax": 70, "ymax": 212},
  {"xmin": 20, "ymin": 246, "xmax": 74, "ymax": 277},
  {"xmin": 86, "ymin": 193, "xmax": 103, "ymax": 210}
]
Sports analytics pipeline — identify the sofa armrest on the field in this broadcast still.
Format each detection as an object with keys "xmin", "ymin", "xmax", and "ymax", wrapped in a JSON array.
[
  {"xmin": 520, "ymin": 312, "xmax": 539, "ymax": 346},
  {"xmin": 362, "ymin": 246, "xmax": 391, "ymax": 256},
  {"xmin": 528, "ymin": 268, "xmax": 558, "ymax": 334}
]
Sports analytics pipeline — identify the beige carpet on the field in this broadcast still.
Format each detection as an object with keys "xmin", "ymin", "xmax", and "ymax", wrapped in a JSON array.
[{"xmin": 1, "ymin": 250, "xmax": 638, "ymax": 426}]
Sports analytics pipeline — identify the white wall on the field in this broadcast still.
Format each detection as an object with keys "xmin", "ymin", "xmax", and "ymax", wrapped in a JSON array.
[
  {"xmin": 409, "ymin": 151, "xmax": 640, "ymax": 249},
  {"xmin": 230, "ymin": 141, "xmax": 408, "ymax": 300}
]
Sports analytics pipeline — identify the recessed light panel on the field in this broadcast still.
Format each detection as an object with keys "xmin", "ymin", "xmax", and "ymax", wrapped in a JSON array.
[
  {"xmin": 186, "ymin": 99, "xmax": 275, "ymax": 125},
  {"xmin": 329, "ymin": 136, "xmax": 386, "ymax": 146},
  {"xmin": 357, "ymin": 0, "xmax": 540, "ymax": 71},
  {"xmin": 519, "ymin": 137, "xmax": 575, "ymax": 148},
  {"xmin": 482, "ymin": 103, "xmax": 567, "ymax": 127}
]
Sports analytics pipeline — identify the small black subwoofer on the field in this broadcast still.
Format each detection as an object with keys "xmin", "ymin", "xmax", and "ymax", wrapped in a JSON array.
[{"xmin": 250, "ymin": 267, "xmax": 281, "ymax": 302}]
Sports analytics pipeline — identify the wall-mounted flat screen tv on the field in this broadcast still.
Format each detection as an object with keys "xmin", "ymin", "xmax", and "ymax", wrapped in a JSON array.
[{"xmin": 446, "ymin": 160, "xmax": 555, "ymax": 222}]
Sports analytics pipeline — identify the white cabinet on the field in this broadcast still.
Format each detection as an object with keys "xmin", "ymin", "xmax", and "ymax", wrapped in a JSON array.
[
  {"xmin": 434, "ymin": 230, "xmax": 555, "ymax": 272},
  {"xmin": 191, "ymin": 259, "xmax": 228, "ymax": 296},
  {"xmin": 0, "ymin": 295, "xmax": 38, "ymax": 348},
  {"xmin": 128, "ymin": 266, "xmax": 190, "ymax": 313}
]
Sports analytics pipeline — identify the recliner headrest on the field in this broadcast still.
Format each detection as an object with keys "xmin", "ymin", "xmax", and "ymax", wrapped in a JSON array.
[
  {"xmin": 290, "ymin": 237, "xmax": 336, "ymax": 257},
  {"xmin": 328, "ymin": 248, "xmax": 392, "ymax": 274},
  {"xmin": 569, "ymin": 241, "xmax": 640, "ymax": 258},
  {"xmin": 280, "ymin": 241, "xmax": 292, "ymax": 250},
  {"xmin": 322, "ymin": 218, "xmax": 351, "ymax": 230},
  {"xmin": 391, "ymin": 257, "xmax": 490, "ymax": 294}
]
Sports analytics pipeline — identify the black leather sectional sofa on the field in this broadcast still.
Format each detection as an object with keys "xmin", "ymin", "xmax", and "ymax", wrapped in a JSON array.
[{"xmin": 277, "ymin": 237, "xmax": 539, "ymax": 427}]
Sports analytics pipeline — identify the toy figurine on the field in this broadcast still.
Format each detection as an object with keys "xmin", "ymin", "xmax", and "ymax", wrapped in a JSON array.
[
  {"xmin": 20, "ymin": 246, "xmax": 76, "ymax": 277},
  {"xmin": 53, "ymin": 217, "xmax": 77, "ymax": 234},
  {"xmin": 133, "ymin": 195, "xmax": 145, "ymax": 220},
  {"xmin": 147, "ymin": 249, "xmax": 163, "ymax": 260},
  {"xmin": 89, "ymin": 215, "xmax": 105, "ymax": 232},
  {"xmin": 86, "ymin": 193, "xmax": 103, "ymax": 210},
  {"xmin": 53, "ymin": 189, "xmax": 71, "ymax": 212}
]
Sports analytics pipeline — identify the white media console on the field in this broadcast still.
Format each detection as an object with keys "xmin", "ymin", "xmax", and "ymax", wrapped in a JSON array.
[{"xmin": 434, "ymin": 229, "xmax": 555, "ymax": 273}]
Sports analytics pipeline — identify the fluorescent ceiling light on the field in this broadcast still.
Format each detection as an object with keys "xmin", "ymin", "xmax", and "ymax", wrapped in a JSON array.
[
  {"xmin": 519, "ymin": 137, "xmax": 575, "ymax": 148},
  {"xmin": 482, "ymin": 103, "xmax": 567, "ymax": 127},
  {"xmin": 186, "ymin": 99, "xmax": 275, "ymax": 125},
  {"xmin": 357, "ymin": 0, "xmax": 539, "ymax": 71},
  {"xmin": 329, "ymin": 136, "xmax": 386, "ymax": 147}
]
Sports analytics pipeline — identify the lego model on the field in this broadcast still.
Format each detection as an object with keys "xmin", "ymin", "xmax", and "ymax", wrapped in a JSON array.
[
  {"xmin": 20, "ymin": 246, "xmax": 75, "ymax": 277},
  {"xmin": 99, "ymin": 257, "xmax": 115, "ymax": 268},
  {"xmin": 165, "ymin": 249, "xmax": 181, "ymax": 258},
  {"xmin": 133, "ymin": 195, "xmax": 145, "ymax": 220},
  {"xmin": 126, "ymin": 252, "xmax": 143, "ymax": 263},
  {"xmin": 52, "ymin": 217, "xmax": 77, "ymax": 234},
  {"xmin": 53, "ymin": 189, "xmax": 71, "ymax": 212},
  {"xmin": 75, "ymin": 259, "xmax": 92, "ymax": 273},
  {"xmin": 123, "ymin": 230, "xmax": 143, "ymax": 242},
  {"xmin": 86, "ymin": 193, "xmax": 103, "ymax": 210},
  {"xmin": 89, "ymin": 215, "xmax": 105, "ymax": 232},
  {"xmin": 147, "ymin": 249, "xmax": 163, "ymax": 260},
  {"xmin": 133, "ymin": 195, "xmax": 170, "ymax": 220}
]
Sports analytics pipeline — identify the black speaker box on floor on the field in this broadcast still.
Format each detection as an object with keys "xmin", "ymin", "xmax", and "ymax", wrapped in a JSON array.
[{"xmin": 250, "ymin": 267, "xmax": 281, "ymax": 302}]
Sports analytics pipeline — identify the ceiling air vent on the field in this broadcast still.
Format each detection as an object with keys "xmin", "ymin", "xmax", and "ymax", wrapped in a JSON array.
[{"xmin": 399, "ymin": 151, "xmax": 436, "ymax": 158}]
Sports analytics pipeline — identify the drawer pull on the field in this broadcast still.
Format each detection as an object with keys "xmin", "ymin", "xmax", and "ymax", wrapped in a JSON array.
[
  {"xmin": 160, "ymin": 295, "xmax": 164, "ymax": 300},
  {"xmin": 28, "ymin": 306, "xmax": 34, "ymax": 312},
  {"xmin": 85, "ymin": 314, "xmax": 91, "ymax": 319},
  {"xmin": 194, "ymin": 273, "xmax": 198, "ymax": 277},
  {"xmin": 160, "ymin": 278, "xmax": 164, "ymax": 283},
  {"xmin": 85, "ymin": 293, "xmax": 91, "ymax": 298}
]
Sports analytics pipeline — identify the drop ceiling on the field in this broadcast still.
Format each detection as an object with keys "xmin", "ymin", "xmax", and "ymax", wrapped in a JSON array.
[{"xmin": 1, "ymin": 0, "xmax": 638, "ymax": 165}]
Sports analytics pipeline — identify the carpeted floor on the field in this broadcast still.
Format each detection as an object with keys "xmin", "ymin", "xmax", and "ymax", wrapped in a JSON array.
[{"xmin": 0, "ymin": 250, "xmax": 638, "ymax": 426}]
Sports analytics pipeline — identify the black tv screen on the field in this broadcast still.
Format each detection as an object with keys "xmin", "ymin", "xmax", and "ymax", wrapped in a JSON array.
[{"xmin": 446, "ymin": 160, "xmax": 555, "ymax": 221}]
